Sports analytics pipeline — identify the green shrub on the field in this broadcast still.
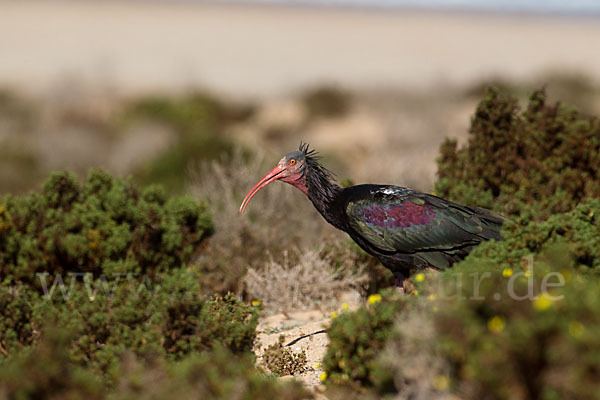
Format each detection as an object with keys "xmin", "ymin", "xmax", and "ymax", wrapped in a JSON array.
[
  {"xmin": 0, "ymin": 285, "xmax": 38, "ymax": 356},
  {"xmin": 0, "ymin": 170, "xmax": 262, "ymax": 387},
  {"xmin": 436, "ymin": 88, "xmax": 600, "ymax": 220},
  {"xmin": 0, "ymin": 327, "xmax": 104, "ymax": 400},
  {"xmin": 461, "ymin": 199, "xmax": 600, "ymax": 270},
  {"xmin": 4, "ymin": 269, "xmax": 258, "ymax": 378},
  {"xmin": 431, "ymin": 248, "xmax": 600, "ymax": 398},
  {"xmin": 0, "ymin": 331, "xmax": 310, "ymax": 400},
  {"xmin": 113, "ymin": 345, "xmax": 311, "ymax": 400},
  {"xmin": 322, "ymin": 290, "xmax": 405, "ymax": 391},
  {"xmin": 0, "ymin": 169, "xmax": 213, "ymax": 285}
]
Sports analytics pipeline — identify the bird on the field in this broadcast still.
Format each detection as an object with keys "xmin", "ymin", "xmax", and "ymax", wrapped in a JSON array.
[{"xmin": 239, "ymin": 143, "xmax": 504, "ymax": 290}]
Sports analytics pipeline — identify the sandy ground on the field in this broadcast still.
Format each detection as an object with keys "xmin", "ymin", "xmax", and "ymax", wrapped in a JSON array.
[
  {"xmin": 1, "ymin": 1, "xmax": 600, "ymax": 98},
  {"xmin": 256, "ymin": 310, "xmax": 330, "ymax": 387},
  {"xmin": 253, "ymin": 290, "xmax": 362, "ymax": 393}
]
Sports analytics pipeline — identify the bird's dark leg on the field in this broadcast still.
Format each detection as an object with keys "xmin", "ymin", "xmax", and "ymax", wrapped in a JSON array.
[{"xmin": 393, "ymin": 272, "xmax": 405, "ymax": 294}]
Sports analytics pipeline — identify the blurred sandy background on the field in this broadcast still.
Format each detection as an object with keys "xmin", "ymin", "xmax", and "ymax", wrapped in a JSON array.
[
  {"xmin": 2, "ymin": 1, "xmax": 600, "ymax": 96},
  {"xmin": 1, "ymin": 0, "xmax": 599, "ymax": 195}
]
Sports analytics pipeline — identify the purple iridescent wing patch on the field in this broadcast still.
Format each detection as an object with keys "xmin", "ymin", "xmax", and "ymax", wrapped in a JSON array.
[
  {"xmin": 346, "ymin": 195, "xmax": 449, "ymax": 253},
  {"xmin": 358, "ymin": 202, "xmax": 437, "ymax": 228}
]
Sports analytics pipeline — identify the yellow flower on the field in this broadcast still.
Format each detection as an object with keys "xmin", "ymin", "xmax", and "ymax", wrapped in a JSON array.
[
  {"xmin": 251, "ymin": 299, "xmax": 262, "ymax": 307},
  {"xmin": 502, "ymin": 268, "xmax": 513, "ymax": 278},
  {"xmin": 342, "ymin": 302, "xmax": 349, "ymax": 311},
  {"xmin": 319, "ymin": 372, "xmax": 328, "ymax": 382},
  {"xmin": 368, "ymin": 294, "xmax": 382, "ymax": 304},
  {"xmin": 330, "ymin": 312, "xmax": 338, "ymax": 319},
  {"xmin": 569, "ymin": 321, "xmax": 584, "ymax": 338},
  {"xmin": 525, "ymin": 269, "xmax": 532, "ymax": 278},
  {"xmin": 415, "ymin": 273, "xmax": 425, "ymax": 282},
  {"xmin": 533, "ymin": 294, "xmax": 553, "ymax": 311},
  {"xmin": 433, "ymin": 375, "xmax": 449, "ymax": 391},
  {"xmin": 89, "ymin": 296, "xmax": 95, "ymax": 302},
  {"xmin": 314, "ymin": 363, "xmax": 321, "ymax": 369},
  {"xmin": 488, "ymin": 316, "xmax": 505, "ymax": 333},
  {"xmin": 428, "ymin": 294, "xmax": 436, "ymax": 301},
  {"xmin": 433, "ymin": 306, "xmax": 439, "ymax": 312},
  {"xmin": 413, "ymin": 290, "xmax": 419, "ymax": 296}
]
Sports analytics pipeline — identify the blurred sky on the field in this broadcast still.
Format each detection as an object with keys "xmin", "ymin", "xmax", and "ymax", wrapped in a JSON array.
[
  {"xmin": 1, "ymin": 1, "xmax": 599, "ymax": 98},
  {"xmin": 234, "ymin": 0, "xmax": 600, "ymax": 14}
]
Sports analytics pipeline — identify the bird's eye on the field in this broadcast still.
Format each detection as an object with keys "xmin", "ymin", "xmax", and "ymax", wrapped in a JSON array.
[{"xmin": 289, "ymin": 159, "xmax": 296, "ymax": 166}]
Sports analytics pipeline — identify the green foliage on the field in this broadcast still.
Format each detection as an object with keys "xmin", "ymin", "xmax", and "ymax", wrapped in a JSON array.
[
  {"xmin": 0, "ymin": 286, "xmax": 38, "ymax": 356},
  {"xmin": 436, "ymin": 88, "xmax": 600, "ymax": 220},
  {"xmin": 0, "ymin": 269, "xmax": 258, "ymax": 377},
  {"xmin": 430, "ymin": 242, "xmax": 600, "ymax": 398},
  {"xmin": 463, "ymin": 199, "xmax": 600, "ymax": 270},
  {"xmin": 0, "ymin": 332, "xmax": 310, "ymax": 400},
  {"xmin": 113, "ymin": 346, "xmax": 311, "ymax": 400},
  {"xmin": 322, "ymin": 290, "xmax": 404, "ymax": 391},
  {"xmin": 0, "ymin": 169, "xmax": 270, "ymax": 395},
  {"xmin": 0, "ymin": 327, "xmax": 104, "ymax": 400},
  {"xmin": 0, "ymin": 169, "xmax": 214, "ymax": 285},
  {"xmin": 261, "ymin": 335, "xmax": 307, "ymax": 376}
]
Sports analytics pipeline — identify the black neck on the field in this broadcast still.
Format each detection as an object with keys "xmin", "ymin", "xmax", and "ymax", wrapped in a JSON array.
[{"xmin": 305, "ymin": 167, "xmax": 344, "ymax": 229}]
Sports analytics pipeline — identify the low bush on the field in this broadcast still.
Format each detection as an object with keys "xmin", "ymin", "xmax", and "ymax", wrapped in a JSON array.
[
  {"xmin": 0, "ymin": 285, "xmax": 39, "ymax": 356},
  {"xmin": 113, "ymin": 345, "xmax": 312, "ymax": 400},
  {"xmin": 244, "ymin": 247, "xmax": 368, "ymax": 314},
  {"xmin": 322, "ymin": 289, "xmax": 405, "ymax": 392},
  {"xmin": 1, "ymin": 269, "xmax": 259, "ymax": 378},
  {"xmin": 0, "ymin": 169, "xmax": 213, "ymax": 286},
  {"xmin": 460, "ymin": 198, "xmax": 600, "ymax": 271},
  {"xmin": 0, "ymin": 330, "xmax": 310, "ymax": 400},
  {"xmin": 436, "ymin": 88, "xmax": 600, "ymax": 220},
  {"xmin": 0, "ymin": 169, "xmax": 268, "ymax": 395},
  {"xmin": 0, "ymin": 327, "xmax": 104, "ymax": 400}
]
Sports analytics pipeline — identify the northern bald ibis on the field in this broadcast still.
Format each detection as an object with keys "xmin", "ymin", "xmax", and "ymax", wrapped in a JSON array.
[{"xmin": 240, "ymin": 143, "xmax": 504, "ymax": 288}]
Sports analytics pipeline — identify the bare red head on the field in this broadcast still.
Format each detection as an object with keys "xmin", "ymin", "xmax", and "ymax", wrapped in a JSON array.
[{"xmin": 239, "ymin": 149, "xmax": 308, "ymax": 214}]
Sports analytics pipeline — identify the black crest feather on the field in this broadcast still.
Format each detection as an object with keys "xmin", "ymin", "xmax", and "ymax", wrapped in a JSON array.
[
  {"xmin": 299, "ymin": 142, "xmax": 316, "ymax": 156},
  {"xmin": 298, "ymin": 142, "xmax": 340, "ymax": 209}
]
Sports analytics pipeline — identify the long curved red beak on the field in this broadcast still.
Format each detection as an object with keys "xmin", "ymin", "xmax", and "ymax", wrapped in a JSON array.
[{"xmin": 239, "ymin": 165, "xmax": 284, "ymax": 214}]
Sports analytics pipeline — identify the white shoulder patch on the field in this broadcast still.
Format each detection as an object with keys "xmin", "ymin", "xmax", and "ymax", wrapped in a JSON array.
[{"xmin": 371, "ymin": 187, "xmax": 405, "ymax": 196}]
